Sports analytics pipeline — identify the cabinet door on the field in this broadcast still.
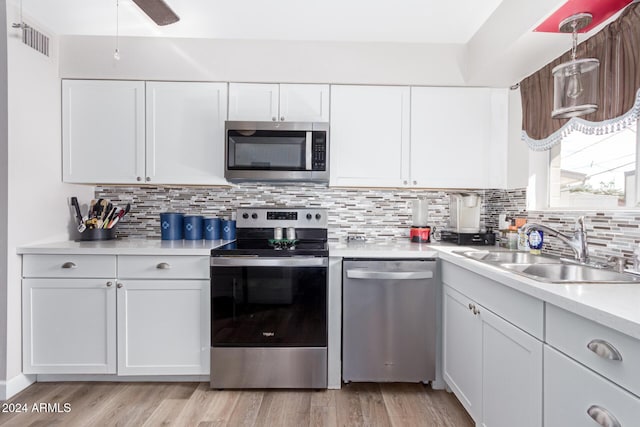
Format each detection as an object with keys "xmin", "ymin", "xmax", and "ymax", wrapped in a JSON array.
[
  {"xmin": 63, "ymin": 80, "xmax": 145, "ymax": 183},
  {"xmin": 481, "ymin": 307, "xmax": 542, "ymax": 427},
  {"xmin": 145, "ymin": 82, "xmax": 228, "ymax": 185},
  {"xmin": 410, "ymin": 87, "xmax": 492, "ymax": 188},
  {"xmin": 228, "ymin": 83, "xmax": 279, "ymax": 121},
  {"xmin": 117, "ymin": 280, "xmax": 209, "ymax": 375},
  {"xmin": 330, "ymin": 85, "xmax": 410, "ymax": 187},
  {"xmin": 544, "ymin": 345, "xmax": 640, "ymax": 427},
  {"xmin": 22, "ymin": 278, "xmax": 116, "ymax": 374},
  {"xmin": 279, "ymin": 84, "xmax": 329, "ymax": 122},
  {"xmin": 443, "ymin": 285, "xmax": 482, "ymax": 422}
]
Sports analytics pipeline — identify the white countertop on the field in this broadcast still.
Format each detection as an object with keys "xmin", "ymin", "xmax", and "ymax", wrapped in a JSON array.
[
  {"xmin": 330, "ymin": 239, "xmax": 640, "ymax": 341},
  {"xmin": 18, "ymin": 238, "xmax": 640, "ymax": 340},
  {"xmin": 17, "ymin": 239, "xmax": 234, "ymax": 256}
]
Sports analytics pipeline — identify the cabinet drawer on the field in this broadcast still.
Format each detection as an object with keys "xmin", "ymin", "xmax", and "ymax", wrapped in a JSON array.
[
  {"xmin": 546, "ymin": 304, "xmax": 640, "ymax": 396},
  {"xmin": 544, "ymin": 345, "xmax": 640, "ymax": 427},
  {"xmin": 442, "ymin": 262, "xmax": 544, "ymax": 339},
  {"xmin": 23, "ymin": 255, "xmax": 116, "ymax": 278},
  {"xmin": 118, "ymin": 255, "xmax": 209, "ymax": 279}
]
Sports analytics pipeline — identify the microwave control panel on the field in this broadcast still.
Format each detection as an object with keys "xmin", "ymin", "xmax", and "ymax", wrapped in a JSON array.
[{"xmin": 312, "ymin": 132, "xmax": 327, "ymax": 171}]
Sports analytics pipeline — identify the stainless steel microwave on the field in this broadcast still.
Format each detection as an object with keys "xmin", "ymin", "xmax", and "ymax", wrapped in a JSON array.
[{"xmin": 224, "ymin": 121, "xmax": 329, "ymax": 183}]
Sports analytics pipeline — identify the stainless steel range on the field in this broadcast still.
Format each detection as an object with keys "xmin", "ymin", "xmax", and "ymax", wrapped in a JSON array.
[{"xmin": 210, "ymin": 207, "xmax": 328, "ymax": 389}]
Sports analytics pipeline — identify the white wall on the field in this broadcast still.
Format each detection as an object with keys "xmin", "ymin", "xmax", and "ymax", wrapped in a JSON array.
[
  {"xmin": 59, "ymin": 36, "xmax": 467, "ymax": 86},
  {"xmin": 4, "ymin": 5, "xmax": 93, "ymax": 391},
  {"xmin": 0, "ymin": 0, "xmax": 8, "ymax": 385}
]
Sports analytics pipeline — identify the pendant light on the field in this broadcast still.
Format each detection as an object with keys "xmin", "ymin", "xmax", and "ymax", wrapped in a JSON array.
[{"xmin": 551, "ymin": 13, "xmax": 599, "ymax": 119}]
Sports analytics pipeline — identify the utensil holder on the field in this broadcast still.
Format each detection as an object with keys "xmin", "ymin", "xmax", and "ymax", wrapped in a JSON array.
[{"xmin": 79, "ymin": 227, "xmax": 117, "ymax": 241}]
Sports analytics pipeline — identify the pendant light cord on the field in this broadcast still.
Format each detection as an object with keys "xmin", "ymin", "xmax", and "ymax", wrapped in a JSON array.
[
  {"xmin": 114, "ymin": 0, "xmax": 120, "ymax": 60},
  {"xmin": 571, "ymin": 21, "xmax": 578, "ymax": 61}
]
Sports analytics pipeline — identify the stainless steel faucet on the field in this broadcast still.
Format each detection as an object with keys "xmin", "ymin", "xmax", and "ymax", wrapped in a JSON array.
[{"xmin": 521, "ymin": 216, "xmax": 589, "ymax": 263}]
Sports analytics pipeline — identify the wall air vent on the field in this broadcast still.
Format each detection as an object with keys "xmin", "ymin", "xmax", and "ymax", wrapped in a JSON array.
[{"xmin": 12, "ymin": 22, "xmax": 50, "ymax": 57}]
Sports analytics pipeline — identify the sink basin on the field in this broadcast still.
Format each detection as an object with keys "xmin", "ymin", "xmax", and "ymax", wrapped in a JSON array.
[
  {"xmin": 453, "ymin": 250, "xmax": 561, "ymax": 265},
  {"xmin": 500, "ymin": 263, "xmax": 640, "ymax": 284}
]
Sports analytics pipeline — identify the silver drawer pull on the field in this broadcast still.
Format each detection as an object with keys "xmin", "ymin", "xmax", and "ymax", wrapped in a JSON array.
[
  {"xmin": 61, "ymin": 262, "xmax": 77, "ymax": 269},
  {"xmin": 587, "ymin": 405, "xmax": 621, "ymax": 427},
  {"xmin": 587, "ymin": 339, "xmax": 623, "ymax": 361},
  {"xmin": 156, "ymin": 262, "xmax": 171, "ymax": 269}
]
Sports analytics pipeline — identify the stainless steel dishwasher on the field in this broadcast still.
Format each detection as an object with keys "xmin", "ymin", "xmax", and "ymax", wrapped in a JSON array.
[{"xmin": 342, "ymin": 259, "xmax": 437, "ymax": 383}]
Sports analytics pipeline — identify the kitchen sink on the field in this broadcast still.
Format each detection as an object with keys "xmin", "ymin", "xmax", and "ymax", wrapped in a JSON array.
[
  {"xmin": 453, "ymin": 250, "xmax": 561, "ymax": 265},
  {"xmin": 453, "ymin": 249, "xmax": 640, "ymax": 284},
  {"xmin": 500, "ymin": 263, "xmax": 640, "ymax": 284}
]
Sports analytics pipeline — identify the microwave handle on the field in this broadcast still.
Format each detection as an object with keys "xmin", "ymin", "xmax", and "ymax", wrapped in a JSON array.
[{"xmin": 305, "ymin": 131, "xmax": 312, "ymax": 170}]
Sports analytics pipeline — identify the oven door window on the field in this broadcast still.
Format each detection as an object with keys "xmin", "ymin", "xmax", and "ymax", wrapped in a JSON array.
[
  {"xmin": 211, "ymin": 265, "xmax": 327, "ymax": 347},
  {"xmin": 228, "ymin": 130, "xmax": 307, "ymax": 170}
]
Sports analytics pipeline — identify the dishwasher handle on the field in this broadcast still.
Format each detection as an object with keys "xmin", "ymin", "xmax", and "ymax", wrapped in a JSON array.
[{"xmin": 346, "ymin": 269, "xmax": 433, "ymax": 280}]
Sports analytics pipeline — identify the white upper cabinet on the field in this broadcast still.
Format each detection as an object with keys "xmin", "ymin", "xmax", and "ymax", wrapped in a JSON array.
[
  {"xmin": 410, "ymin": 87, "xmax": 508, "ymax": 189},
  {"xmin": 63, "ymin": 80, "xmax": 229, "ymax": 185},
  {"xmin": 228, "ymin": 83, "xmax": 279, "ymax": 121},
  {"xmin": 63, "ymin": 80, "xmax": 145, "ymax": 184},
  {"xmin": 145, "ymin": 82, "xmax": 228, "ymax": 185},
  {"xmin": 228, "ymin": 83, "xmax": 329, "ymax": 122},
  {"xmin": 279, "ymin": 84, "xmax": 329, "ymax": 122},
  {"xmin": 330, "ymin": 85, "xmax": 410, "ymax": 187}
]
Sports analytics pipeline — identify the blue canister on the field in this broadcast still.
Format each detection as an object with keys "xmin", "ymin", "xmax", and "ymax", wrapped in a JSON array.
[
  {"xmin": 183, "ymin": 215, "xmax": 204, "ymax": 240},
  {"xmin": 204, "ymin": 217, "xmax": 221, "ymax": 240},
  {"xmin": 221, "ymin": 219, "xmax": 236, "ymax": 240},
  {"xmin": 160, "ymin": 213, "xmax": 184, "ymax": 240}
]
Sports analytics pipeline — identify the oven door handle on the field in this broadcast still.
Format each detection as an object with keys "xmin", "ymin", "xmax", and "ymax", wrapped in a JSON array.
[
  {"xmin": 211, "ymin": 257, "xmax": 328, "ymax": 267},
  {"xmin": 346, "ymin": 269, "xmax": 433, "ymax": 280}
]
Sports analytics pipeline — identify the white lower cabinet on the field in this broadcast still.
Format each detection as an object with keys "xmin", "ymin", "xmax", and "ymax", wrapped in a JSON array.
[
  {"xmin": 544, "ymin": 344, "xmax": 640, "ymax": 427},
  {"xmin": 23, "ymin": 278, "xmax": 117, "ymax": 374},
  {"xmin": 22, "ymin": 254, "xmax": 210, "ymax": 376},
  {"xmin": 443, "ymin": 285, "xmax": 482, "ymax": 420},
  {"xmin": 117, "ymin": 280, "xmax": 209, "ymax": 375},
  {"xmin": 443, "ymin": 284, "xmax": 542, "ymax": 427}
]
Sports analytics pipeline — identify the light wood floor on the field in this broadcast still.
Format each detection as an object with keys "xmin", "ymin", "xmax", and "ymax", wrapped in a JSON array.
[{"xmin": 0, "ymin": 382, "xmax": 473, "ymax": 427}]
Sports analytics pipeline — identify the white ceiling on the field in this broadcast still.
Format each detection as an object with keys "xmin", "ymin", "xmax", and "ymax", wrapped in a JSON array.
[{"xmin": 13, "ymin": 0, "xmax": 505, "ymax": 43}]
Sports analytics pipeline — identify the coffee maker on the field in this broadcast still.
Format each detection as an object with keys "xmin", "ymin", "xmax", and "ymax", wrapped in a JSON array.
[
  {"xmin": 442, "ymin": 193, "xmax": 495, "ymax": 245},
  {"xmin": 410, "ymin": 198, "xmax": 431, "ymax": 243}
]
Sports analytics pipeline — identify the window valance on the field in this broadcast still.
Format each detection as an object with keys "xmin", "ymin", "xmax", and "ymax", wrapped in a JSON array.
[{"xmin": 520, "ymin": 3, "xmax": 640, "ymax": 151}]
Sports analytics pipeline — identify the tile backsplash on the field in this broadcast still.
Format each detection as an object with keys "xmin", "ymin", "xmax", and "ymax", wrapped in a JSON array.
[
  {"xmin": 96, "ymin": 183, "xmax": 490, "ymax": 241},
  {"xmin": 96, "ymin": 184, "xmax": 640, "ymax": 264}
]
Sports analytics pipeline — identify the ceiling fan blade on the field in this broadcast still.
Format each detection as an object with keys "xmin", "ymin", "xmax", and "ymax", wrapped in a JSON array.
[{"xmin": 132, "ymin": 0, "xmax": 180, "ymax": 26}]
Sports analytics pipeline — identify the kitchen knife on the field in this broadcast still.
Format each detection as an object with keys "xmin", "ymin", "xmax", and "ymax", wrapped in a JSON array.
[{"xmin": 70, "ymin": 197, "xmax": 86, "ymax": 232}]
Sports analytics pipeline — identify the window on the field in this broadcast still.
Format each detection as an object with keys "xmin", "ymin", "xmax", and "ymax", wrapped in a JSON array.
[{"xmin": 548, "ymin": 120, "xmax": 639, "ymax": 208}]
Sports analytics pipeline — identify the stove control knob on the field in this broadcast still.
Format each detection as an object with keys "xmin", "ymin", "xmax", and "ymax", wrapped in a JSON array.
[
  {"xmin": 306, "ymin": 213, "xmax": 312, "ymax": 220},
  {"xmin": 242, "ymin": 213, "xmax": 249, "ymax": 219},
  {"xmin": 252, "ymin": 213, "xmax": 258, "ymax": 219},
  {"xmin": 315, "ymin": 213, "xmax": 322, "ymax": 220}
]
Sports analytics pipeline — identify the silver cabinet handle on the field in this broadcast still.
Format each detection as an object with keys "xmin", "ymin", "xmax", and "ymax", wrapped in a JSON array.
[
  {"xmin": 136, "ymin": 176, "xmax": 142, "ymax": 181},
  {"xmin": 403, "ymin": 180, "xmax": 408, "ymax": 185},
  {"xmin": 346, "ymin": 269, "xmax": 433, "ymax": 280},
  {"xmin": 473, "ymin": 307, "xmax": 480, "ymax": 315},
  {"xmin": 587, "ymin": 339, "xmax": 623, "ymax": 361},
  {"xmin": 280, "ymin": 116, "xmax": 285, "ymax": 121},
  {"xmin": 212, "ymin": 257, "xmax": 328, "ymax": 268},
  {"xmin": 468, "ymin": 303, "xmax": 474, "ymax": 310},
  {"xmin": 156, "ymin": 262, "xmax": 171, "ymax": 269},
  {"xmin": 145, "ymin": 177, "xmax": 151, "ymax": 182},
  {"xmin": 116, "ymin": 283, "xmax": 123, "ymax": 289},
  {"xmin": 272, "ymin": 117, "xmax": 276, "ymax": 121},
  {"xmin": 106, "ymin": 281, "xmax": 113, "ymax": 287},
  {"xmin": 587, "ymin": 405, "xmax": 621, "ymax": 427},
  {"xmin": 61, "ymin": 262, "xmax": 77, "ymax": 269},
  {"xmin": 413, "ymin": 180, "xmax": 417, "ymax": 185}
]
